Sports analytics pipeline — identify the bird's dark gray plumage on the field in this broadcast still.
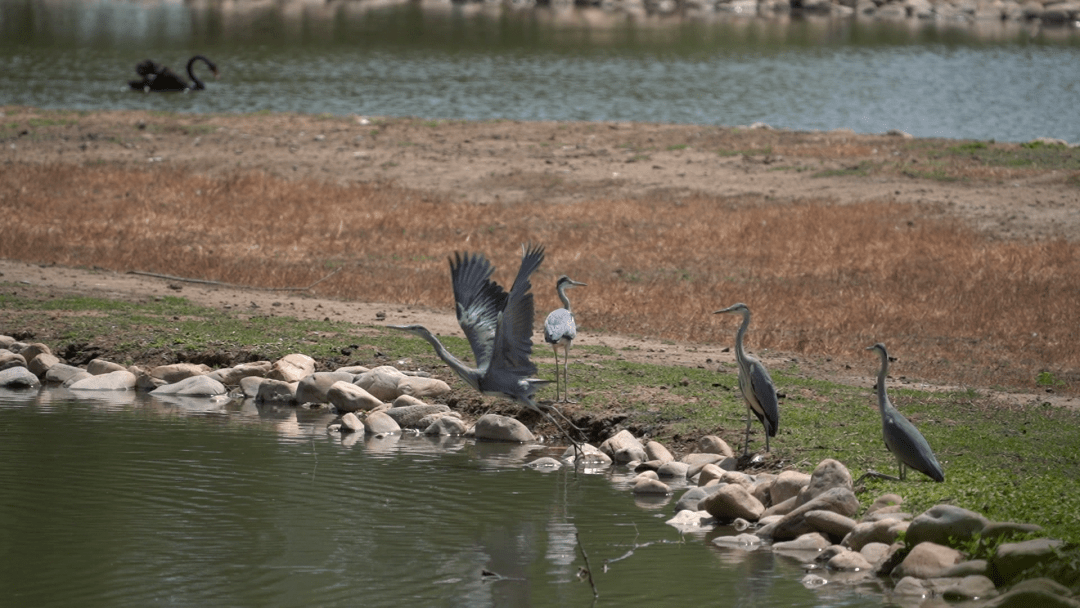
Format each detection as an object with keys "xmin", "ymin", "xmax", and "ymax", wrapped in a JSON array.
[
  {"xmin": 868, "ymin": 343, "xmax": 945, "ymax": 482},
  {"xmin": 389, "ymin": 244, "xmax": 550, "ymax": 411},
  {"xmin": 714, "ymin": 303, "xmax": 779, "ymax": 455},
  {"xmin": 544, "ymin": 275, "xmax": 586, "ymax": 403},
  {"xmin": 128, "ymin": 55, "xmax": 218, "ymax": 92}
]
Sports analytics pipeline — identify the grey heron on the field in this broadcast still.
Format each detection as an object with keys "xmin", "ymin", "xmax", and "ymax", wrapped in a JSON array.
[
  {"xmin": 389, "ymin": 244, "xmax": 562, "ymax": 424},
  {"xmin": 544, "ymin": 275, "xmax": 587, "ymax": 403},
  {"xmin": 714, "ymin": 303, "xmax": 779, "ymax": 456},
  {"xmin": 867, "ymin": 343, "xmax": 945, "ymax": 482}
]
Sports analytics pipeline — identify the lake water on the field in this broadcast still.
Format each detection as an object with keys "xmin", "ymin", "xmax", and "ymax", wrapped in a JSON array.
[
  {"xmin": 0, "ymin": 387, "xmax": 887, "ymax": 607},
  {"xmin": 1, "ymin": 0, "xmax": 1079, "ymax": 143}
]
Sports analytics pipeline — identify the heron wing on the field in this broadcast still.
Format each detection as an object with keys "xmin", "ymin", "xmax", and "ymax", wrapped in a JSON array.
[
  {"xmin": 883, "ymin": 409, "xmax": 944, "ymax": 482},
  {"xmin": 748, "ymin": 358, "xmax": 780, "ymax": 437},
  {"xmin": 544, "ymin": 308, "xmax": 576, "ymax": 344},
  {"xmin": 490, "ymin": 243, "xmax": 545, "ymax": 377},
  {"xmin": 450, "ymin": 251, "xmax": 507, "ymax": 372}
]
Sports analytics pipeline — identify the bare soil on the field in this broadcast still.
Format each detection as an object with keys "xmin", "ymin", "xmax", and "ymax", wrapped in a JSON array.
[{"xmin": 2, "ymin": 107, "xmax": 1079, "ymax": 411}]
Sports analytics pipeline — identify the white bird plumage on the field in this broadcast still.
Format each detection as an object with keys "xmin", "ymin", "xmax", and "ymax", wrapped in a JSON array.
[{"xmin": 544, "ymin": 275, "xmax": 587, "ymax": 403}]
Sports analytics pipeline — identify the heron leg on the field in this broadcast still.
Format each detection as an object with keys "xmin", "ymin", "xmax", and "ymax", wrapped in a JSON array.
[
  {"xmin": 743, "ymin": 404, "xmax": 753, "ymax": 456},
  {"xmin": 562, "ymin": 345, "xmax": 576, "ymax": 404},
  {"xmin": 552, "ymin": 345, "xmax": 562, "ymax": 402},
  {"xmin": 898, "ymin": 459, "xmax": 907, "ymax": 481},
  {"xmin": 854, "ymin": 470, "xmax": 902, "ymax": 484}
]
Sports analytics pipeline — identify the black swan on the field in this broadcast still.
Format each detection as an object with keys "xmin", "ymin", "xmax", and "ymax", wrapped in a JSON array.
[{"xmin": 128, "ymin": 55, "xmax": 219, "ymax": 92}]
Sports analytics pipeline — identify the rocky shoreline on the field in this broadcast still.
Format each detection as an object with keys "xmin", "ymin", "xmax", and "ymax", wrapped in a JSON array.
[{"xmin": 3, "ymin": 334, "xmax": 1079, "ymax": 605}]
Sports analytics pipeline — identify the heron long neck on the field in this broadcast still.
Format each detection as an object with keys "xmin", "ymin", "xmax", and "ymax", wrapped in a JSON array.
[
  {"xmin": 556, "ymin": 282, "xmax": 572, "ymax": 312},
  {"xmin": 415, "ymin": 330, "xmax": 480, "ymax": 392},
  {"xmin": 733, "ymin": 309, "xmax": 752, "ymax": 374},
  {"xmin": 875, "ymin": 349, "xmax": 891, "ymax": 416}
]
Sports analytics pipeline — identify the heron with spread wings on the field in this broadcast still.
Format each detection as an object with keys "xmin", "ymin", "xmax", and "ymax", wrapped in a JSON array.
[{"xmin": 389, "ymin": 244, "xmax": 553, "ymax": 415}]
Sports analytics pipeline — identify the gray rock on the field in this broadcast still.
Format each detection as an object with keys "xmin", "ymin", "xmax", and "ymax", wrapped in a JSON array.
[
  {"xmin": 0, "ymin": 366, "xmax": 41, "ymax": 388},
  {"xmin": 68, "ymin": 370, "xmax": 136, "ymax": 391},
  {"xmin": 364, "ymin": 411, "xmax": 401, "ymax": 435},
  {"xmin": 395, "ymin": 376, "xmax": 451, "ymax": 399},
  {"xmin": 844, "ymin": 519, "xmax": 904, "ymax": 551},
  {"xmin": 892, "ymin": 576, "xmax": 930, "ymax": 596},
  {"xmin": 666, "ymin": 510, "xmax": 716, "ymax": 533},
  {"xmin": 86, "ymin": 358, "xmax": 126, "ymax": 375},
  {"xmin": 828, "ymin": 549, "xmax": 874, "ymax": 571},
  {"xmin": 983, "ymin": 577, "xmax": 1080, "ymax": 608},
  {"xmin": 327, "ymin": 381, "xmax": 382, "ymax": 413},
  {"xmin": 941, "ymin": 575, "xmax": 999, "ymax": 601},
  {"xmin": 893, "ymin": 541, "xmax": 964, "ymax": 579},
  {"xmin": 805, "ymin": 509, "xmax": 857, "ymax": 540},
  {"xmin": 384, "ymin": 404, "xmax": 452, "ymax": 429},
  {"xmin": 990, "ymin": 538, "xmax": 1065, "ymax": 584},
  {"xmin": 355, "ymin": 366, "xmax": 406, "ymax": 401},
  {"xmin": 712, "ymin": 533, "xmax": 762, "ymax": 549},
  {"xmin": 697, "ymin": 463, "xmax": 727, "ymax": 486},
  {"xmin": 796, "ymin": 459, "xmax": 853, "ymax": 507},
  {"xmin": 560, "ymin": 443, "xmax": 612, "ymax": 467},
  {"xmin": 632, "ymin": 478, "xmax": 672, "ymax": 495},
  {"xmin": 391, "ymin": 394, "xmax": 427, "ymax": 408},
  {"xmin": 675, "ymin": 487, "xmax": 711, "ymax": 513},
  {"xmin": 860, "ymin": 542, "xmax": 892, "ymax": 567},
  {"xmin": 657, "ymin": 461, "xmax": 690, "ymax": 479},
  {"xmin": 681, "ymin": 452, "xmax": 727, "ymax": 470},
  {"xmin": 718, "ymin": 470, "xmax": 755, "ymax": 489},
  {"xmin": 696, "ymin": 435, "xmax": 735, "ymax": 458},
  {"xmin": 771, "ymin": 470, "xmax": 811, "ymax": 504},
  {"xmin": 240, "ymin": 375, "xmax": 266, "ymax": 398},
  {"xmin": 764, "ymin": 486, "xmax": 861, "ymax": 541},
  {"xmin": 862, "ymin": 508, "xmax": 910, "ymax": 522},
  {"xmin": 43, "ymin": 363, "xmax": 85, "ymax": 384},
  {"xmin": 267, "ymin": 353, "xmax": 316, "ymax": 383},
  {"xmin": 526, "ymin": 457, "xmax": 562, "ymax": 470},
  {"xmin": 424, "ymin": 416, "xmax": 468, "ymax": 436},
  {"xmin": 18, "ymin": 343, "xmax": 52, "ymax": 364},
  {"xmin": 61, "ymin": 370, "xmax": 93, "ymax": 387},
  {"xmin": 600, "ymin": 429, "xmax": 647, "ymax": 463},
  {"xmin": 940, "ymin": 559, "xmax": 990, "ymax": 578},
  {"xmin": 772, "ymin": 532, "xmax": 832, "ymax": 553},
  {"xmin": 27, "ymin": 352, "xmax": 59, "ymax": 377},
  {"xmin": 646, "ymin": 440, "xmax": 675, "ymax": 463},
  {"xmin": 255, "ymin": 378, "xmax": 298, "ymax": 404},
  {"xmin": 906, "ymin": 504, "xmax": 989, "ymax": 547},
  {"xmin": 751, "ymin": 474, "xmax": 776, "ymax": 506},
  {"xmin": 980, "ymin": 521, "xmax": 1044, "ymax": 542},
  {"xmin": 0, "ymin": 351, "xmax": 28, "ymax": 371},
  {"xmin": 701, "ymin": 483, "xmax": 765, "ymax": 522},
  {"xmin": 208, "ymin": 361, "xmax": 272, "ymax": 386},
  {"xmin": 150, "ymin": 363, "xmax": 211, "ymax": 384},
  {"xmin": 865, "ymin": 493, "xmax": 903, "ymax": 516},
  {"xmin": 296, "ymin": 371, "xmax": 356, "ymax": 404},
  {"xmin": 474, "ymin": 414, "xmax": 535, "ymax": 442},
  {"xmin": 150, "ymin": 375, "xmax": 227, "ymax": 396},
  {"xmin": 0, "ymin": 335, "xmax": 14, "ymax": 349},
  {"xmin": 340, "ymin": 412, "xmax": 364, "ymax": 433},
  {"xmin": 761, "ymin": 495, "xmax": 799, "ymax": 519}
]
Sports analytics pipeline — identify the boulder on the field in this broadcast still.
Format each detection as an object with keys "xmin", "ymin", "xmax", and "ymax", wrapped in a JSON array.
[
  {"xmin": 656, "ymin": 461, "xmax": 690, "ymax": 479},
  {"xmin": 828, "ymin": 549, "xmax": 873, "ymax": 571},
  {"xmin": 982, "ymin": 578, "xmax": 1079, "ymax": 608},
  {"xmin": 865, "ymin": 493, "xmax": 903, "ymax": 516},
  {"xmin": 796, "ymin": 459, "xmax": 853, "ymax": 507},
  {"xmin": 646, "ymin": 440, "xmax": 675, "ymax": 463},
  {"xmin": 364, "ymin": 411, "xmax": 401, "ymax": 435},
  {"xmin": 395, "ymin": 376, "xmax": 451, "ymax": 399},
  {"xmin": 761, "ymin": 495, "xmax": 799, "ymax": 519},
  {"xmin": 67, "ymin": 370, "xmax": 136, "ymax": 391},
  {"xmin": 980, "ymin": 521, "xmax": 1045, "ymax": 543},
  {"xmin": 990, "ymin": 538, "xmax": 1065, "ymax": 585},
  {"xmin": 675, "ymin": 487, "xmax": 713, "ymax": 513},
  {"xmin": 296, "ymin": 371, "xmax": 356, "ymax": 404},
  {"xmin": 355, "ymin": 366, "xmax": 406, "ymax": 401},
  {"xmin": 844, "ymin": 519, "xmax": 904, "ymax": 551},
  {"xmin": 892, "ymin": 541, "xmax": 964, "ymax": 579},
  {"xmin": 474, "ymin": 414, "xmax": 535, "ymax": 442},
  {"xmin": 805, "ymin": 510, "xmax": 857, "ymax": 540},
  {"xmin": 327, "ymin": 381, "xmax": 383, "ymax": 413},
  {"xmin": 0, "ymin": 366, "xmax": 41, "ymax": 388},
  {"xmin": 666, "ymin": 510, "xmax": 716, "ymax": 534},
  {"xmin": 27, "ymin": 352, "xmax": 59, "ymax": 377},
  {"xmin": 150, "ymin": 363, "xmax": 211, "ymax": 384},
  {"xmin": 0, "ymin": 351, "xmax": 27, "ymax": 371},
  {"xmin": 86, "ymin": 358, "xmax": 127, "ymax": 375},
  {"xmin": 61, "ymin": 370, "xmax": 93, "ymax": 387},
  {"xmin": 696, "ymin": 435, "xmax": 735, "ymax": 458},
  {"xmin": 698, "ymin": 463, "xmax": 727, "ymax": 486},
  {"xmin": 43, "ymin": 363, "xmax": 85, "ymax": 384},
  {"xmin": 384, "ymin": 404, "xmax": 452, "ymax": 429},
  {"xmin": 906, "ymin": 505, "xmax": 989, "ymax": 547},
  {"xmin": 941, "ymin": 559, "xmax": 990, "ymax": 578},
  {"xmin": 340, "ymin": 412, "xmax": 364, "ymax": 433},
  {"xmin": 701, "ymin": 483, "xmax": 765, "ymax": 522},
  {"xmin": 772, "ymin": 532, "xmax": 833, "ymax": 553},
  {"xmin": 632, "ymin": 478, "xmax": 672, "ymax": 495},
  {"xmin": 17, "ymin": 343, "xmax": 52, "ymax": 364},
  {"xmin": 150, "ymin": 375, "xmax": 227, "ymax": 396},
  {"xmin": 860, "ymin": 542, "xmax": 892, "ymax": 567},
  {"xmin": 255, "ymin": 378, "xmax": 298, "ymax": 404},
  {"xmin": 208, "ymin": 361, "xmax": 272, "ymax": 386},
  {"xmin": 240, "ymin": 376, "xmax": 266, "ymax": 398},
  {"xmin": 761, "ymin": 486, "xmax": 860, "ymax": 541},
  {"xmin": 424, "ymin": 416, "xmax": 468, "ymax": 436},
  {"xmin": 941, "ymin": 575, "xmax": 999, "ymax": 601},
  {"xmin": 771, "ymin": 470, "xmax": 811, "ymax": 505},
  {"xmin": 712, "ymin": 533, "xmax": 763, "ymax": 549},
  {"xmin": 600, "ymin": 429, "xmax": 647, "ymax": 463},
  {"xmin": 267, "ymin": 353, "xmax": 316, "ymax": 383}
]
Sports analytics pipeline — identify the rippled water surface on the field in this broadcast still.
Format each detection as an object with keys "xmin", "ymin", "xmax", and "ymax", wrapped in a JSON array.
[
  {"xmin": 0, "ymin": 387, "xmax": 887, "ymax": 607},
  {"xmin": 1, "ymin": 0, "xmax": 1079, "ymax": 142}
]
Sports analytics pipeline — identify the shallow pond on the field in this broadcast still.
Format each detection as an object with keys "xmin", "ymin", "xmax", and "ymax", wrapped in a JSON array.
[
  {"xmin": 0, "ymin": 387, "xmax": 891, "ymax": 607},
  {"xmin": 1, "ymin": 0, "xmax": 1079, "ymax": 142}
]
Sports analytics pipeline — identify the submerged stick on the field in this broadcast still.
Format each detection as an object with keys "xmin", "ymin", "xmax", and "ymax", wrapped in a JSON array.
[{"xmin": 575, "ymin": 532, "xmax": 599, "ymax": 599}]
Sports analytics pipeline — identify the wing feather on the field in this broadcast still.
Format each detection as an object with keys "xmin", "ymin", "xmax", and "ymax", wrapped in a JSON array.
[
  {"xmin": 749, "ymin": 358, "xmax": 780, "ymax": 437},
  {"xmin": 449, "ymin": 251, "xmax": 507, "ymax": 371},
  {"xmin": 490, "ymin": 243, "xmax": 545, "ymax": 377}
]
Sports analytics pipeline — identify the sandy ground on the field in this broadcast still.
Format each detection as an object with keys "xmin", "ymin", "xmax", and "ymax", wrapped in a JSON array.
[{"xmin": 2, "ymin": 108, "xmax": 1079, "ymax": 410}]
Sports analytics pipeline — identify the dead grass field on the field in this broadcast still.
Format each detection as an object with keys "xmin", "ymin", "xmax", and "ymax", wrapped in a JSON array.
[{"xmin": 3, "ymin": 160, "xmax": 1078, "ymax": 394}]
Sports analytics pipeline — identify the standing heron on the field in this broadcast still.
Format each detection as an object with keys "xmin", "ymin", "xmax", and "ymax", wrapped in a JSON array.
[
  {"xmin": 714, "ymin": 303, "xmax": 779, "ymax": 455},
  {"xmin": 867, "ymin": 343, "xmax": 945, "ymax": 482},
  {"xmin": 389, "ymin": 244, "xmax": 554, "ymax": 418},
  {"xmin": 544, "ymin": 275, "xmax": 587, "ymax": 403}
]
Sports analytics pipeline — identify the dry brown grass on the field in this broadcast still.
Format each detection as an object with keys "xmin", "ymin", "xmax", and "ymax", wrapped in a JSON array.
[{"xmin": 3, "ymin": 163, "xmax": 1078, "ymax": 392}]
